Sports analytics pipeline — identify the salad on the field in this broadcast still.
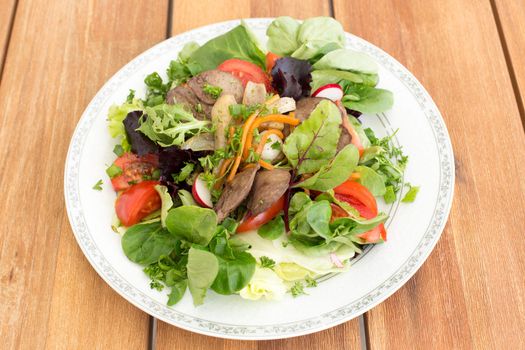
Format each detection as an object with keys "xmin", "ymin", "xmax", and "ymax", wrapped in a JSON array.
[{"xmin": 99, "ymin": 17, "xmax": 418, "ymax": 306}]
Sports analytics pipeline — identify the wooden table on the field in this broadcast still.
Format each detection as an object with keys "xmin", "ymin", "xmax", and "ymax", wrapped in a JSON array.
[{"xmin": 1, "ymin": 1, "xmax": 524, "ymax": 349}]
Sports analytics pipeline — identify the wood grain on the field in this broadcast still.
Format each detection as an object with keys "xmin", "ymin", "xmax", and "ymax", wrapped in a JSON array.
[
  {"xmin": 0, "ymin": 0, "xmax": 16, "ymax": 74},
  {"xmin": 334, "ymin": 0, "xmax": 525, "ymax": 348},
  {"xmin": 493, "ymin": 0, "xmax": 525, "ymax": 123},
  {"xmin": 0, "ymin": 0, "xmax": 167, "ymax": 348},
  {"xmin": 158, "ymin": 1, "xmax": 361, "ymax": 349}
]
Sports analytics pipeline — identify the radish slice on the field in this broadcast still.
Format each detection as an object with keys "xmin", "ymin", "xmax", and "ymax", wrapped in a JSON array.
[
  {"xmin": 192, "ymin": 174, "xmax": 213, "ymax": 208},
  {"xmin": 330, "ymin": 253, "xmax": 344, "ymax": 268},
  {"xmin": 312, "ymin": 84, "xmax": 344, "ymax": 101}
]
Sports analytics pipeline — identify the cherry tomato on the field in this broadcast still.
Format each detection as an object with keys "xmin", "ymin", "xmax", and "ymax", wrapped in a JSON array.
[
  {"xmin": 265, "ymin": 52, "xmax": 280, "ymax": 73},
  {"xmin": 115, "ymin": 180, "xmax": 161, "ymax": 227},
  {"xmin": 357, "ymin": 223, "xmax": 387, "ymax": 243},
  {"xmin": 110, "ymin": 152, "xmax": 159, "ymax": 192},
  {"xmin": 217, "ymin": 58, "xmax": 271, "ymax": 90},
  {"xmin": 237, "ymin": 196, "xmax": 285, "ymax": 233},
  {"xmin": 333, "ymin": 181, "xmax": 378, "ymax": 219}
]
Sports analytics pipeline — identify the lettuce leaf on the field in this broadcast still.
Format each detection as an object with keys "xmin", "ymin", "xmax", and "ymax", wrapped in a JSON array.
[
  {"xmin": 137, "ymin": 103, "xmax": 211, "ymax": 147},
  {"xmin": 187, "ymin": 24, "xmax": 266, "ymax": 74},
  {"xmin": 291, "ymin": 17, "xmax": 345, "ymax": 60},
  {"xmin": 353, "ymin": 165, "xmax": 386, "ymax": 196},
  {"xmin": 266, "ymin": 16, "xmax": 345, "ymax": 61},
  {"xmin": 311, "ymin": 69, "xmax": 378, "ymax": 91},
  {"xmin": 186, "ymin": 247, "xmax": 219, "ymax": 305},
  {"xmin": 293, "ymin": 144, "xmax": 359, "ymax": 191},
  {"xmin": 107, "ymin": 98, "xmax": 143, "ymax": 151},
  {"xmin": 283, "ymin": 100, "xmax": 342, "ymax": 174},
  {"xmin": 312, "ymin": 49, "xmax": 378, "ymax": 74},
  {"xmin": 266, "ymin": 16, "xmax": 301, "ymax": 55},
  {"xmin": 341, "ymin": 81, "xmax": 394, "ymax": 114}
]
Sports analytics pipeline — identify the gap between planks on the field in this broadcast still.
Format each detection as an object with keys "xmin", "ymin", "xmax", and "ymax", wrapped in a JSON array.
[
  {"xmin": 489, "ymin": 0, "xmax": 525, "ymax": 132},
  {"xmin": 148, "ymin": 1, "xmax": 173, "ymax": 347},
  {"xmin": 0, "ymin": 0, "xmax": 19, "ymax": 82}
]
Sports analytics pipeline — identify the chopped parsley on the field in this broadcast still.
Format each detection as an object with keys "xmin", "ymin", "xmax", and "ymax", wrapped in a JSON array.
[
  {"xmin": 92, "ymin": 179, "xmax": 103, "ymax": 191},
  {"xmin": 203, "ymin": 84, "xmax": 222, "ymax": 99},
  {"xmin": 402, "ymin": 184, "xmax": 420, "ymax": 203},
  {"xmin": 195, "ymin": 103, "xmax": 203, "ymax": 113},
  {"xmin": 270, "ymin": 140, "xmax": 281, "ymax": 150},
  {"xmin": 126, "ymin": 89, "xmax": 136, "ymax": 103},
  {"xmin": 259, "ymin": 256, "xmax": 276, "ymax": 269},
  {"xmin": 383, "ymin": 185, "xmax": 396, "ymax": 204},
  {"xmin": 229, "ymin": 104, "xmax": 260, "ymax": 120},
  {"xmin": 305, "ymin": 276, "xmax": 317, "ymax": 288},
  {"xmin": 105, "ymin": 164, "xmax": 122, "ymax": 178},
  {"xmin": 113, "ymin": 144, "xmax": 125, "ymax": 157},
  {"xmin": 174, "ymin": 163, "xmax": 194, "ymax": 183},
  {"xmin": 290, "ymin": 281, "xmax": 307, "ymax": 297}
]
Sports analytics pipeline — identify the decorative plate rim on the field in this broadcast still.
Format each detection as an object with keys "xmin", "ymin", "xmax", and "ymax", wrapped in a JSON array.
[{"xmin": 64, "ymin": 18, "xmax": 454, "ymax": 340}]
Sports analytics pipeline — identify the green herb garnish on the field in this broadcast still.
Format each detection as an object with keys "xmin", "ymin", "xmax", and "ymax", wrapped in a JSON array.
[
  {"xmin": 92, "ymin": 179, "xmax": 103, "ymax": 191},
  {"xmin": 290, "ymin": 281, "xmax": 307, "ymax": 297},
  {"xmin": 402, "ymin": 184, "xmax": 420, "ymax": 203},
  {"xmin": 106, "ymin": 164, "xmax": 123, "ymax": 178},
  {"xmin": 203, "ymin": 84, "xmax": 222, "ymax": 98},
  {"xmin": 113, "ymin": 144, "xmax": 125, "ymax": 157},
  {"xmin": 259, "ymin": 256, "xmax": 276, "ymax": 269}
]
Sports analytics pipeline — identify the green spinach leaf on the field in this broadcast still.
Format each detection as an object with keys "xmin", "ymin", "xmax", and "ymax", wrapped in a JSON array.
[
  {"xmin": 167, "ymin": 279, "xmax": 187, "ymax": 306},
  {"xmin": 187, "ymin": 24, "xmax": 266, "ymax": 74},
  {"xmin": 165, "ymin": 206, "xmax": 218, "ymax": 246},
  {"xmin": 306, "ymin": 200, "xmax": 332, "ymax": 239},
  {"xmin": 258, "ymin": 216, "xmax": 285, "ymax": 240},
  {"xmin": 211, "ymin": 251, "xmax": 256, "ymax": 295},
  {"xmin": 122, "ymin": 222, "xmax": 179, "ymax": 265}
]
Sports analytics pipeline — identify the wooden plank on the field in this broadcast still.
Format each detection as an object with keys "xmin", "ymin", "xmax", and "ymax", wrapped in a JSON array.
[
  {"xmin": 0, "ymin": 0, "xmax": 16, "ymax": 74},
  {"xmin": 334, "ymin": 0, "xmax": 525, "ymax": 348},
  {"xmin": 157, "ymin": 1, "xmax": 361, "ymax": 349},
  {"xmin": 493, "ymin": 0, "xmax": 525, "ymax": 123},
  {"xmin": 0, "ymin": 0, "xmax": 168, "ymax": 348}
]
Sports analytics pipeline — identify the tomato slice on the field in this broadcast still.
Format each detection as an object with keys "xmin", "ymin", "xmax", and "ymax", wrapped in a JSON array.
[
  {"xmin": 265, "ymin": 52, "xmax": 280, "ymax": 73},
  {"xmin": 333, "ymin": 181, "xmax": 378, "ymax": 218},
  {"xmin": 332, "ymin": 180, "xmax": 387, "ymax": 242},
  {"xmin": 115, "ymin": 180, "xmax": 161, "ymax": 227},
  {"xmin": 217, "ymin": 58, "xmax": 271, "ymax": 90},
  {"xmin": 237, "ymin": 196, "xmax": 285, "ymax": 233},
  {"xmin": 110, "ymin": 152, "xmax": 159, "ymax": 192},
  {"xmin": 330, "ymin": 203, "xmax": 349, "ymax": 221},
  {"xmin": 357, "ymin": 223, "xmax": 387, "ymax": 243}
]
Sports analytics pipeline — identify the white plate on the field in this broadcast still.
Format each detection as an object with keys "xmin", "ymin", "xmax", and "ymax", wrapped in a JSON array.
[{"xmin": 64, "ymin": 19, "xmax": 454, "ymax": 340}]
